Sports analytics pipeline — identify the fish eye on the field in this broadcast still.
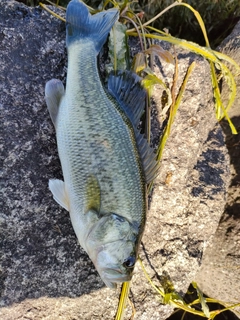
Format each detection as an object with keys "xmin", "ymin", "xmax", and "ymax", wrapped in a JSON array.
[{"xmin": 123, "ymin": 256, "xmax": 136, "ymax": 268}]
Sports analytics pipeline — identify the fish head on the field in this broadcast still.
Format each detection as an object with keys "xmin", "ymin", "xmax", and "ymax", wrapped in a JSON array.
[{"xmin": 85, "ymin": 213, "xmax": 139, "ymax": 288}]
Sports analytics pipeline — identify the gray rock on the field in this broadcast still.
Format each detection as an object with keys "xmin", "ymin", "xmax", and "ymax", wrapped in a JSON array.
[
  {"xmin": 195, "ymin": 20, "xmax": 240, "ymax": 316},
  {"xmin": 0, "ymin": 0, "xmax": 230, "ymax": 319},
  {"xmin": 218, "ymin": 20, "xmax": 240, "ymax": 119}
]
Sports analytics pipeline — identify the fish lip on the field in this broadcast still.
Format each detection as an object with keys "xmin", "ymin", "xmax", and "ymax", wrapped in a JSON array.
[
  {"xmin": 101, "ymin": 268, "xmax": 132, "ymax": 288},
  {"xmin": 103, "ymin": 275, "xmax": 132, "ymax": 289}
]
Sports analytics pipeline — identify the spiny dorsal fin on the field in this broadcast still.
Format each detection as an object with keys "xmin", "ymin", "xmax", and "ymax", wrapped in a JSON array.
[{"xmin": 108, "ymin": 70, "xmax": 146, "ymax": 128}]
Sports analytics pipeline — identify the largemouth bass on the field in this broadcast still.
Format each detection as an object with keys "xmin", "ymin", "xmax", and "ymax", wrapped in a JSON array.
[{"xmin": 45, "ymin": 0, "xmax": 158, "ymax": 288}]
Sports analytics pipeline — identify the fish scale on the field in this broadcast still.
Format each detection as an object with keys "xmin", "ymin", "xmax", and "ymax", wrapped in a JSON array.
[
  {"xmin": 45, "ymin": 0, "xmax": 156, "ymax": 288},
  {"xmin": 58, "ymin": 41, "xmax": 145, "ymax": 223}
]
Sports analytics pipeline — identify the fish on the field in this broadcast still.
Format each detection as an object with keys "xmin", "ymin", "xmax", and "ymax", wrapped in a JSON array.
[{"xmin": 45, "ymin": 0, "xmax": 158, "ymax": 288}]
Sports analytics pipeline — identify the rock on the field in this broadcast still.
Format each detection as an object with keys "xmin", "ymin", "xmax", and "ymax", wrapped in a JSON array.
[
  {"xmin": 195, "ymin": 20, "xmax": 240, "ymax": 316},
  {"xmin": 0, "ymin": 0, "xmax": 230, "ymax": 319},
  {"xmin": 217, "ymin": 20, "xmax": 240, "ymax": 119}
]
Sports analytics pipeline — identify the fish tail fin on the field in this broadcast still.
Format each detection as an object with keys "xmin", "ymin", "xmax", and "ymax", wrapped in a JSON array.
[{"xmin": 66, "ymin": 0, "xmax": 119, "ymax": 52}]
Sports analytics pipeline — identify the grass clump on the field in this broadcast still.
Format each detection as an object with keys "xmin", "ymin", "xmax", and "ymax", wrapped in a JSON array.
[
  {"xmin": 20, "ymin": 0, "xmax": 240, "ymax": 48},
  {"xmin": 139, "ymin": 0, "xmax": 240, "ymax": 47}
]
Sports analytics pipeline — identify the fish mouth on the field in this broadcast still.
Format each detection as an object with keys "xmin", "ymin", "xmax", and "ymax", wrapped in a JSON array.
[{"xmin": 101, "ymin": 268, "xmax": 132, "ymax": 289}]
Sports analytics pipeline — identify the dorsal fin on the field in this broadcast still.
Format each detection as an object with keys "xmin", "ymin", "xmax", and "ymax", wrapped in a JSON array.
[
  {"xmin": 136, "ymin": 133, "xmax": 160, "ymax": 184},
  {"xmin": 108, "ymin": 70, "xmax": 159, "ymax": 184},
  {"xmin": 108, "ymin": 70, "xmax": 146, "ymax": 128}
]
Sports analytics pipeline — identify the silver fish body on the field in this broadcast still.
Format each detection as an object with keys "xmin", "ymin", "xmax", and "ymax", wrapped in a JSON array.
[{"xmin": 45, "ymin": 0, "xmax": 157, "ymax": 288}]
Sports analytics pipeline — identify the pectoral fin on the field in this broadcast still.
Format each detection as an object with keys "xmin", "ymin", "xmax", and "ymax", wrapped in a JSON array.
[
  {"xmin": 83, "ymin": 175, "xmax": 102, "ymax": 248},
  {"xmin": 85, "ymin": 174, "xmax": 101, "ymax": 214},
  {"xmin": 45, "ymin": 79, "xmax": 64, "ymax": 126},
  {"xmin": 49, "ymin": 179, "xmax": 69, "ymax": 211}
]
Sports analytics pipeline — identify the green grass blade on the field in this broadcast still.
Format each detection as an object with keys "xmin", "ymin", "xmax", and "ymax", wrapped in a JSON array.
[
  {"xmin": 115, "ymin": 282, "xmax": 130, "ymax": 320},
  {"xmin": 192, "ymin": 282, "xmax": 210, "ymax": 318},
  {"xmin": 39, "ymin": 2, "xmax": 66, "ymax": 22},
  {"xmin": 210, "ymin": 62, "xmax": 237, "ymax": 133},
  {"xmin": 157, "ymin": 61, "xmax": 195, "ymax": 161},
  {"xmin": 138, "ymin": 257, "xmax": 164, "ymax": 298}
]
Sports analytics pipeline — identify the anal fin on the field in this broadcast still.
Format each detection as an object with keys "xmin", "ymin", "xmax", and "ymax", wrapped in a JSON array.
[{"xmin": 45, "ymin": 79, "xmax": 64, "ymax": 126}]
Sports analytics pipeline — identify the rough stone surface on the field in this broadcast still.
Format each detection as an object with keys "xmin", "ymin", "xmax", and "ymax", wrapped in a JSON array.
[
  {"xmin": 0, "ymin": 1, "xmax": 231, "ymax": 319},
  {"xmin": 218, "ymin": 20, "xmax": 240, "ymax": 119},
  {"xmin": 195, "ymin": 20, "xmax": 240, "ymax": 316}
]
